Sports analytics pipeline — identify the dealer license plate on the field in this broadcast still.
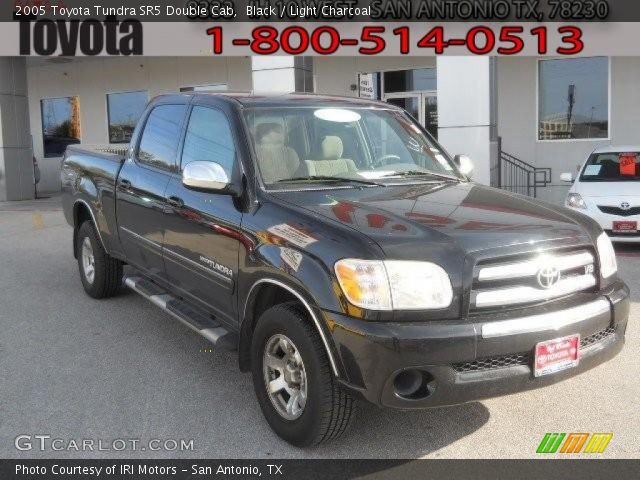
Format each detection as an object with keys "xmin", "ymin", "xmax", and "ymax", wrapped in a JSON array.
[
  {"xmin": 613, "ymin": 220, "xmax": 637, "ymax": 233},
  {"xmin": 534, "ymin": 334, "xmax": 580, "ymax": 377}
]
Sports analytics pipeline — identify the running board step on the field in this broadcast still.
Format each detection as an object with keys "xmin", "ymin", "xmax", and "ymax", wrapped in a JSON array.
[{"xmin": 124, "ymin": 275, "xmax": 237, "ymax": 351}]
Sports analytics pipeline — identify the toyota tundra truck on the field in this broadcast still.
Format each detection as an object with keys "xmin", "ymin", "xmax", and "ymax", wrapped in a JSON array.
[{"xmin": 61, "ymin": 93, "xmax": 629, "ymax": 447}]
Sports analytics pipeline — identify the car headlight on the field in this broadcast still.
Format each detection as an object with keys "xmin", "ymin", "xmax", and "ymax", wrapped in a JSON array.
[
  {"xmin": 596, "ymin": 232, "xmax": 617, "ymax": 278},
  {"xmin": 566, "ymin": 193, "xmax": 586, "ymax": 209},
  {"xmin": 334, "ymin": 259, "xmax": 453, "ymax": 311}
]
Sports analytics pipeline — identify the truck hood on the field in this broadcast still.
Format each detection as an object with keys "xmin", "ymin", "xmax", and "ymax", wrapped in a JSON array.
[{"xmin": 272, "ymin": 182, "xmax": 591, "ymax": 257}]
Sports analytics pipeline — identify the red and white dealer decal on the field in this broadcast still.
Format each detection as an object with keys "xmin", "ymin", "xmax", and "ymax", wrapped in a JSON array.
[{"xmin": 534, "ymin": 334, "xmax": 580, "ymax": 377}]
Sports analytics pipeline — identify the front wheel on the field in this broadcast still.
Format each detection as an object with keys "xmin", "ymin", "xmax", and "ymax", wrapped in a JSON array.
[
  {"xmin": 76, "ymin": 221, "xmax": 123, "ymax": 299},
  {"xmin": 251, "ymin": 303, "xmax": 356, "ymax": 447}
]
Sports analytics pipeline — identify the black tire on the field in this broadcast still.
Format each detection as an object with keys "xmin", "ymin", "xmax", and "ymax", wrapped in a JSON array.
[
  {"xmin": 251, "ymin": 302, "xmax": 356, "ymax": 447},
  {"xmin": 76, "ymin": 221, "xmax": 122, "ymax": 299}
]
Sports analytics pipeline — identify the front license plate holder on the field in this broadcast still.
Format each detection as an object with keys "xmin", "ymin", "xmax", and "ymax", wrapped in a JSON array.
[
  {"xmin": 534, "ymin": 334, "xmax": 580, "ymax": 377},
  {"xmin": 613, "ymin": 220, "xmax": 637, "ymax": 233}
]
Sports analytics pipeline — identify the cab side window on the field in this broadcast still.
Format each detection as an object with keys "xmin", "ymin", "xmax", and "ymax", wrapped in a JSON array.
[
  {"xmin": 181, "ymin": 106, "xmax": 236, "ymax": 177},
  {"xmin": 137, "ymin": 104, "xmax": 187, "ymax": 171}
]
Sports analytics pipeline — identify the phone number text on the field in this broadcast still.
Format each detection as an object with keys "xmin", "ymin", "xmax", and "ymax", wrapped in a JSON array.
[{"xmin": 206, "ymin": 25, "xmax": 583, "ymax": 55}]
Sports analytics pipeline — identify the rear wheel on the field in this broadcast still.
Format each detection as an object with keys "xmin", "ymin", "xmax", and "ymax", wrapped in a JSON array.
[
  {"xmin": 76, "ymin": 221, "xmax": 122, "ymax": 299},
  {"xmin": 251, "ymin": 302, "xmax": 356, "ymax": 446}
]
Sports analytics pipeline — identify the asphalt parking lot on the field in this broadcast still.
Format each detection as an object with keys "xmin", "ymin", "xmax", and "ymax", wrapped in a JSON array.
[{"xmin": 0, "ymin": 195, "xmax": 638, "ymax": 459}]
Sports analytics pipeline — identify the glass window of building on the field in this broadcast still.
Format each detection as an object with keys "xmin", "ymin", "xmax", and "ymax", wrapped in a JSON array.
[
  {"xmin": 107, "ymin": 91, "xmax": 148, "ymax": 143},
  {"xmin": 383, "ymin": 68, "xmax": 437, "ymax": 93},
  {"xmin": 538, "ymin": 57, "xmax": 609, "ymax": 140},
  {"xmin": 40, "ymin": 97, "xmax": 81, "ymax": 157},
  {"xmin": 180, "ymin": 84, "xmax": 228, "ymax": 92}
]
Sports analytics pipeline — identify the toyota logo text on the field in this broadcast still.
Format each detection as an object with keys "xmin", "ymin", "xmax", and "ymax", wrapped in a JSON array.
[{"xmin": 537, "ymin": 266, "xmax": 561, "ymax": 289}]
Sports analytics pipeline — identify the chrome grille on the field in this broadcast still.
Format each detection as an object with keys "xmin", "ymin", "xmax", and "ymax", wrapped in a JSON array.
[
  {"xmin": 598, "ymin": 205, "xmax": 640, "ymax": 217},
  {"xmin": 471, "ymin": 248, "xmax": 597, "ymax": 311}
]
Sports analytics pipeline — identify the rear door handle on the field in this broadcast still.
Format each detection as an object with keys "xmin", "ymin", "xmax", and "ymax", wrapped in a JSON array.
[{"xmin": 167, "ymin": 196, "xmax": 184, "ymax": 208}]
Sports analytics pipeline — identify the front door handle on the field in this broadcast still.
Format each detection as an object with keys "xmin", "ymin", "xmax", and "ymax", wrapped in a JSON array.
[
  {"xmin": 119, "ymin": 178, "xmax": 132, "ymax": 190},
  {"xmin": 167, "ymin": 196, "xmax": 184, "ymax": 208}
]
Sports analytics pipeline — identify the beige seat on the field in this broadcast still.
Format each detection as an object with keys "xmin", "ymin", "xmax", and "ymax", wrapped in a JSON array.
[
  {"xmin": 254, "ymin": 123, "xmax": 301, "ymax": 184},
  {"xmin": 305, "ymin": 136, "xmax": 357, "ymax": 176}
]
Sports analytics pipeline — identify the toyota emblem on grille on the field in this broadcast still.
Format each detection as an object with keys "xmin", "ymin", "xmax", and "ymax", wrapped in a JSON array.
[
  {"xmin": 620, "ymin": 201, "xmax": 631, "ymax": 210},
  {"xmin": 537, "ymin": 266, "xmax": 561, "ymax": 289}
]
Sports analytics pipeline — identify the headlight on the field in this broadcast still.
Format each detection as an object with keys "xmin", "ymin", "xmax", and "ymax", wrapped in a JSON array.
[
  {"xmin": 596, "ymin": 232, "xmax": 617, "ymax": 278},
  {"xmin": 334, "ymin": 259, "xmax": 391, "ymax": 310},
  {"xmin": 334, "ymin": 259, "xmax": 453, "ymax": 310},
  {"xmin": 566, "ymin": 193, "xmax": 586, "ymax": 209}
]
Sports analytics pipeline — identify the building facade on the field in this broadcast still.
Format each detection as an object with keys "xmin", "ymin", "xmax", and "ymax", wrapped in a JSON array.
[{"xmin": 1, "ymin": 55, "xmax": 637, "ymax": 204}]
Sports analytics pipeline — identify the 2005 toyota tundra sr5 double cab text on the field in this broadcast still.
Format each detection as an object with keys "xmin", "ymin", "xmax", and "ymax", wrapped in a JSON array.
[{"xmin": 61, "ymin": 93, "xmax": 629, "ymax": 446}]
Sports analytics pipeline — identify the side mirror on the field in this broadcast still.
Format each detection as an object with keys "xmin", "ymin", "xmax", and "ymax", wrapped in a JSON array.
[
  {"xmin": 182, "ymin": 161, "xmax": 232, "ymax": 193},
  {"xmin": 560, "ymin": 172, "xmax": 574, "ymax": 182},
  {"xmin": 454, "ymin": 154, "xmax": 474, "ymax": 177}
]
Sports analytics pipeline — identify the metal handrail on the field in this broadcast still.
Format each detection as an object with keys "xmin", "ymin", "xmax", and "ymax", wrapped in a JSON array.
[{"xmin": 496, "ymin": 137, "xmax": 551, "ymax": 198}]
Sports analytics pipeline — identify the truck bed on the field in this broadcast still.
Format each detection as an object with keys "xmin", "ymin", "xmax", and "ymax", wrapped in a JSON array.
[{"xmin": 61, "ymin": 144, "xmax": 129, "ymax": 258}]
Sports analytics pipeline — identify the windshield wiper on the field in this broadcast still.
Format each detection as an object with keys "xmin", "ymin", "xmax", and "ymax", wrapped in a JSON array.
[
  {"xmin": 275, "ymin": 175, "xmax": 384, "ymax": 186},
  {"xmin": 381, "ymin": 170, "xmax": 460, "ymax": 182}
]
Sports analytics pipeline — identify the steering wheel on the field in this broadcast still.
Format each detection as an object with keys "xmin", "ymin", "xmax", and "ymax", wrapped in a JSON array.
[{"xmin": 374, "ymin": 154, "xmax": 402, "ymax": 168}]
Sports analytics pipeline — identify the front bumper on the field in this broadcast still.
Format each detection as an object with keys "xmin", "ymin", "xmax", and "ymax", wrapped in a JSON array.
[
  {"xmin": 566, "ymin": 205, "xmax": 640, "ymax": 242},
  {"xmin": 324, "ymin": 281, "xmax": 629, "ymax": 409}
]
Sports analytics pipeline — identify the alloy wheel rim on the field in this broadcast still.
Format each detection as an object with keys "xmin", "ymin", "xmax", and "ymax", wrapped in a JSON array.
[
  {"xmin": 81, "ymin": 237, "xmax": 95, "ymax": 284},
  {"xmin": 263, "ymin": 334, "xmax": 307, "ymax": 420}
]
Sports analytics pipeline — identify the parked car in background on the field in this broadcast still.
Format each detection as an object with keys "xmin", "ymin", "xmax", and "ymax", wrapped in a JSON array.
[{"xmin": 562, "ymin": 145, "xmax": 640, "ymax": 243}]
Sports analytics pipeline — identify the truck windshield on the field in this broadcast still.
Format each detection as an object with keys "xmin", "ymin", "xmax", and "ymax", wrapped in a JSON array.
[
  {"xmin": 243, "ymin": 107, "xmax": 464, "ymax": 188},
  {"xmin": 580, "ymin": 152, "xmax": 640, "ymax": 182}
]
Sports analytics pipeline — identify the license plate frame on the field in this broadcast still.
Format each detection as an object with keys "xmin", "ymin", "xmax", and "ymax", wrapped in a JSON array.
[
  {"xmin": 534, "ymin": 334, "xmax": 580, "ymax": 378},
  {"xmin": 613, "ymin": 220, "xmax": 638, "ymax": 233}
]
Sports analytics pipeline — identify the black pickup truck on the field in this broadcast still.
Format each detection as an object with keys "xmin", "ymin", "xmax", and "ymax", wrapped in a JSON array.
[{"xmin": 62, "ymin": 93, "xmax": 629, "ymax": 446}]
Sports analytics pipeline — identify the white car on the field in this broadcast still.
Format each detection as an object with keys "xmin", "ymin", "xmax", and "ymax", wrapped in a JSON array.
[{"xmin": 562, "ymin": 145, "xmax": 640, "ymax": 243}]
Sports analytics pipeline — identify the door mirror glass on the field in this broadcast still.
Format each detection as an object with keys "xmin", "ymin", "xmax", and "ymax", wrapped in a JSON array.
[
  {"xmin": 454, "ymin": 154, "xmax": 474, "ymax": 177},
  {"xmin": 182, "ymin": 161, "xmax": 230, "ymax": 192},
  {"xmin": 560, "ymin": 172, "xmax": 574, "ymax": 182}
]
